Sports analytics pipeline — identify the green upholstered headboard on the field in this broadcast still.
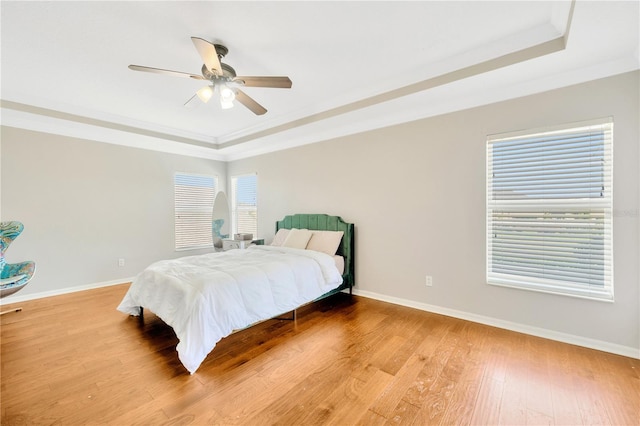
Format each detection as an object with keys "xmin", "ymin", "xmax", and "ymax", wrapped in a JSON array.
[{"xmin": 276, "ymin": 214, "xmax": 355, "ymax": 292}]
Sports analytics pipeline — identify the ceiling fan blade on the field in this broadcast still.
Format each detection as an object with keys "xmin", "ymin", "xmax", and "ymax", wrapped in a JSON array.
[
  {"xmin": 191, "ymin": 37, "xmax": 222, "ymax": 76},
  {"xmin": 235, "ymin": 90, "xmax": 267, "ymax": 115},
  {"xmin": 128, "ymin": 64, "xmax": 205, "ymax": 80},
  {"xmin": 233, "ymin": 76, "xmax": 292, "ymax": 88}
]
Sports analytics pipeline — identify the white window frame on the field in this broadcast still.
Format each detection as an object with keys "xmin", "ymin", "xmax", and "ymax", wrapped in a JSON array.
[
  {"xmin": 486, "ymin": 118, "xmax": 613, "ymax": 301},
  {"xmin": 230, "ymin": 173, "xmax": 258, "ymax": 238},
  {"xmin": 174, "ymin": 172, "xmax": 218, "ymax": 251}
]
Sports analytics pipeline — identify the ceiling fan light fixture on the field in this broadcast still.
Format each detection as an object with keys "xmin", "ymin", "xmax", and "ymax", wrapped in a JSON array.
[
  {"xmin": 219, "ymin": 85, "xmax": 235, "ymax": 109},
  {"xmin": 130, "ymin": 38, "xmax": 290, "ymax": 115},
  {"xmin": 197, "ymin": 85, "xmax": 214, "ymax": 103}
]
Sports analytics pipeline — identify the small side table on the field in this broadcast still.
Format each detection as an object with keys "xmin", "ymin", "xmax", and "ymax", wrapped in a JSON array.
[{"xmin": 222, "ymin": 239, "xmax": 253, "ymax": 250}]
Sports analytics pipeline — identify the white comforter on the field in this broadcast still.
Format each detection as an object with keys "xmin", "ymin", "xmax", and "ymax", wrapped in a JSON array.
[{"xmin": 117, "ymin": 245, "xmax": 343, "ymax": 374}]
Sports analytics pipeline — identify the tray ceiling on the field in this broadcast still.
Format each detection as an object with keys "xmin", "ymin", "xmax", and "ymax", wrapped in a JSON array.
[{"xmin": 1, "ymin": 1, "xmax": 638, "ymax": 160}]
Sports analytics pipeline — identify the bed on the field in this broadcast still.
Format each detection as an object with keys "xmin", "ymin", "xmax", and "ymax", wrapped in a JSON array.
[{"xmin": 117, "ymin": 214, "xmax": 354, "ymax": 374}]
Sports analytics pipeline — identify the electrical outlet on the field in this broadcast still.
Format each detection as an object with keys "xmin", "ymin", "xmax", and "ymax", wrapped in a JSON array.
[
  {"xmin": 425, "ymin": 275, "xmax": 433, "ymax": 287},
  {"xmin": 118, "ymin": 258, "xmax": 125, "ymax": 267}
]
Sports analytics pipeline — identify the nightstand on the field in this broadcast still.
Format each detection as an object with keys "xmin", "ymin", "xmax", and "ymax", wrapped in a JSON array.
[{"xmin": 222, "ymin": 239, "xmax": 253, "ymax": 250}]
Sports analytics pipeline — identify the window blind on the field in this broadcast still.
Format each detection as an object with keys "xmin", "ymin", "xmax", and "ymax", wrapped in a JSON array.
[
  {"xmin": 487, "ymin": 118, "xmax": 613, "ymax": 300},
  {"xmin": 231, "ymin": 174, "xmax": 257, "ymax": 237},
  {"xmin": 174, "ymin": 173, "xmax": 217, "ymax": 250}
]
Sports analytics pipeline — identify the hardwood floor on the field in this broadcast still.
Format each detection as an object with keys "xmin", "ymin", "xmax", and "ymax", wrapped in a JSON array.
[{"xmin": 1, "ymin": 284, "xmax": 638, "ymax": 425}]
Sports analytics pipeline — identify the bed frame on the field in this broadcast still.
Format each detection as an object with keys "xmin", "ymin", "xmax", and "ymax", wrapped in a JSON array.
[
  {"xmin": 276, "ymin": 214, "xmax": 355, "ymax": 296},
  {"xmin": 131, "ymin": 214, "xmax": 355, "ymax": 372}
]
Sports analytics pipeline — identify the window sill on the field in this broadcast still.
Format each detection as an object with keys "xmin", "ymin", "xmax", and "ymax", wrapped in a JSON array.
[{"xmin": 487, "ymin": 279, "xmax": 614, "ymax": 303}]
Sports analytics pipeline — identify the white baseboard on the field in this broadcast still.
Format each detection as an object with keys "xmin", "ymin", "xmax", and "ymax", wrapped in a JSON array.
[
  {"xmin": 3, "ymin": 281, "xmax": 638, "ymax": 360},
  {"xmin": 351, "ymin": 288, "xmax": 640, "ymax": 360},
  {"xmin": 0, "ymin": 277, "xmax": 134, "ymax": 305}
]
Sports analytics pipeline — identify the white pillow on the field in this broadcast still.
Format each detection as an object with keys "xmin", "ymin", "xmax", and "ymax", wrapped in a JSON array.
[
  {"xmin": 271, "ymin": 228, "xmax": 290, "ymax": 246},
  {"xmin": 306, "ymin": 230, "xmax": 344, "ymax": 256},
  {"xmin": 282, "ymin": 228, "xmax": 313, "ymax": 249}
]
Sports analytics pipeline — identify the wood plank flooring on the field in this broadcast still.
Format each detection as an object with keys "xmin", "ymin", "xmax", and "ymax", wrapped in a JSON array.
[{"xmin": 1, "ymin": 283, "xmax": 639, "ymax": 425}]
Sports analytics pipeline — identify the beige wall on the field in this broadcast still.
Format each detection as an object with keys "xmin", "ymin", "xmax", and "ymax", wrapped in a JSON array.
[
  {"xmin": 1, "ymin": 71, "xmax": 637, "ymax": 353},
  {"xmin": 1, "ymin": 128, "xmax": 227, "ymax": 296},
  {"xmin": 228, "ymin": 71, "xmax": 639, "ymax": 351}
]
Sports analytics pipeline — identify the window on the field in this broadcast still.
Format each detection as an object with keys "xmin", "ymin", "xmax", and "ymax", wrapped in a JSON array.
[
  {"xmin": 486, "ymin": 118, "xmax": 613, "ymax": 300},
  {"xmin": 174, "ymin": 173, "xmax": 217, "ymax": 250},
  {"xmin": 231, "ymin": 174, "xmax": 257, "ymax": 237}
]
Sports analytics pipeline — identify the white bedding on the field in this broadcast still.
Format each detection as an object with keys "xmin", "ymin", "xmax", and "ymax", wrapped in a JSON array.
[{"xmin": 117, "ymin": 245, "xmax": 343, "ymax": 374}]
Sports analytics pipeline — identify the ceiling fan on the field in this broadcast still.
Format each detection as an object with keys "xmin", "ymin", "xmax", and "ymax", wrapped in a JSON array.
[{"xmin": 129, "ymin": 37, "xmax": 292, "ymax": 115}]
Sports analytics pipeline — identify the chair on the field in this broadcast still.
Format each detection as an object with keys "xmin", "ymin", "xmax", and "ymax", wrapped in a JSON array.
[{"xmin": 0, "ymin": 221, "xmax": 36, "ymax": 315}]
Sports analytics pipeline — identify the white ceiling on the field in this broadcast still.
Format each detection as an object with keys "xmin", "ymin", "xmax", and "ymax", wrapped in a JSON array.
[{"xmin": 1, "ymin": 1, "xmax": 638, "ymax": 161}]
